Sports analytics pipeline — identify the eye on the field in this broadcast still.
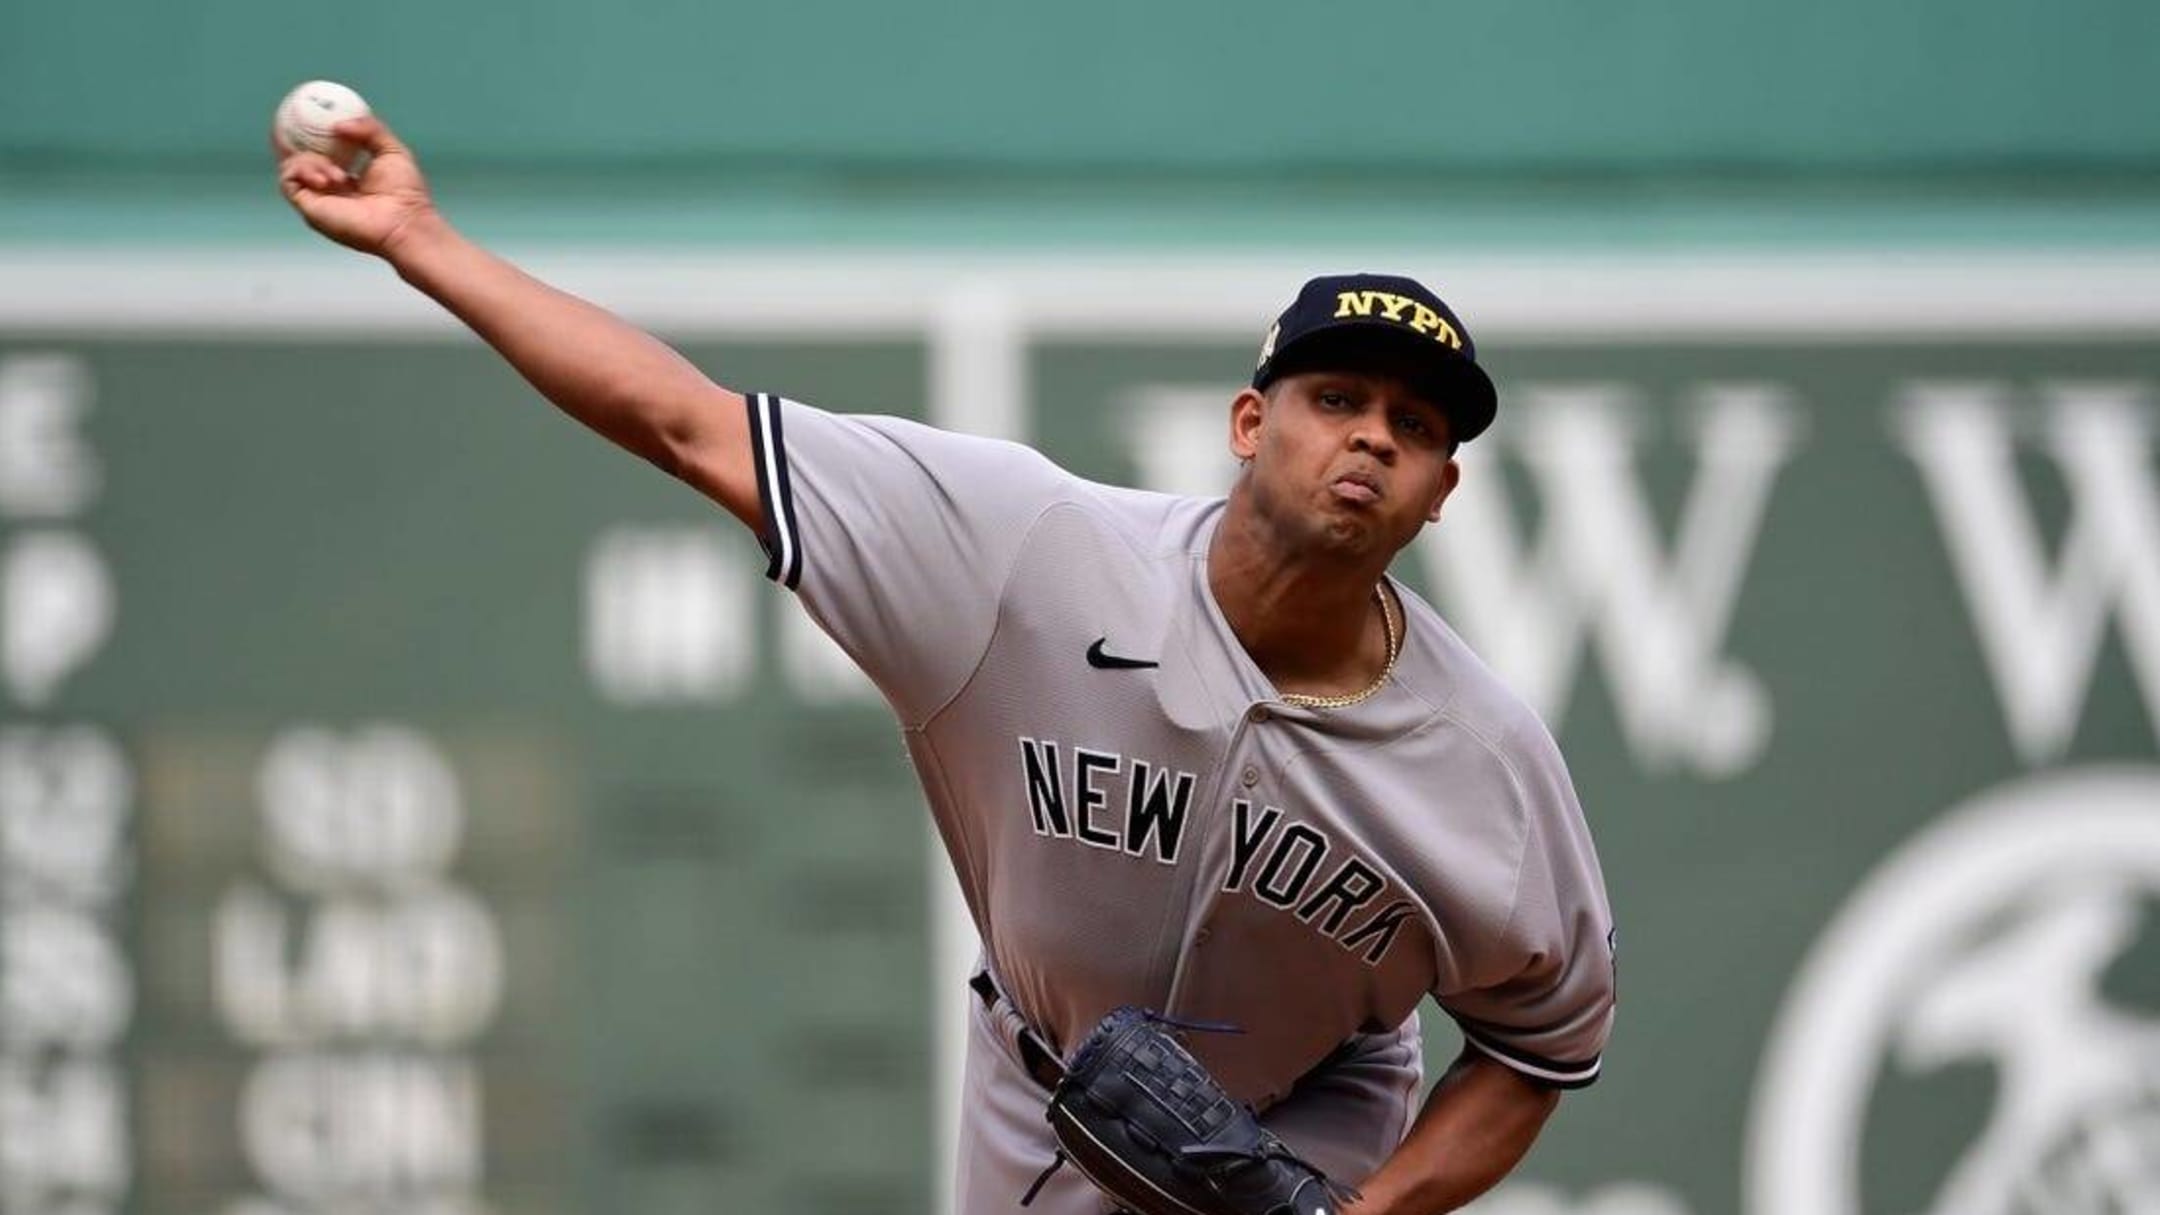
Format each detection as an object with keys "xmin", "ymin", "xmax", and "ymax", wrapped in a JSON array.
[
  {"xmin": 1318, "ymin": 390, "xmax": 1353, "ymax": 410},
  {"xmin": 1393, "ymin": 411, "xmax": 1431, "ymax": 437}
]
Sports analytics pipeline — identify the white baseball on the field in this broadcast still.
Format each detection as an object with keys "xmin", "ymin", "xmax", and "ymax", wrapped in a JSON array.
[{"xmin": 273, "ymin": 80, "xmax": 371, "ymax": 166}]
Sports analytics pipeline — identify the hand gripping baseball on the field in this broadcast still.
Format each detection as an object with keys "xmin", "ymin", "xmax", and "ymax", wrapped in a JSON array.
[
  {"xmin": 276, "ymin": 116, "xmax": 439, "ymax": 258},
  {"xmin": 1026, "ymin": 1008, "xmax": 1357, "ymax": 1215}
]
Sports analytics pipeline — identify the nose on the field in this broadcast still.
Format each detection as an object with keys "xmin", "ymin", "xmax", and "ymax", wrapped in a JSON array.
[{"xmin": 1348, "ymin": 408, "xmax": 1397, "ymax": 461}]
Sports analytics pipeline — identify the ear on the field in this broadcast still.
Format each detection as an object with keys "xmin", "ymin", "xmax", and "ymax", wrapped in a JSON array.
[
  {"xmin": 1228, "ymin": 387, "xmax": 1268, "ymax": 462},
  {"xmin": 1425, "ymin": 456, "xmax": 1462, "ymax": 524}
]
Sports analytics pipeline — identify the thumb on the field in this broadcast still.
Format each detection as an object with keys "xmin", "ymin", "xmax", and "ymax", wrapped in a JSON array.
[{"xmin": 332, "ymin": 115, "xmax": 413, "ymax": 161}]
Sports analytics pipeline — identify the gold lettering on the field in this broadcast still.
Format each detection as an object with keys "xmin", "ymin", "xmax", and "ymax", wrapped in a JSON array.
[{"xmin": 1333, "ymin": 290, "xmax": 1464, "ymax": 348}]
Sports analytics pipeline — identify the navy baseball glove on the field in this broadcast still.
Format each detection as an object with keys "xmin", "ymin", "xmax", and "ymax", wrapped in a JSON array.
[{"xmin": 1022, "ymin": 1007, "xmax": 1357, "ymax": 1215}]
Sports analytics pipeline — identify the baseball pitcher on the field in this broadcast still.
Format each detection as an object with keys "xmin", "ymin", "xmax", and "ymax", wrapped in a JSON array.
[{"xmin": 277, "ymin": 115, "xmax": 1617, "ymax": 1215}]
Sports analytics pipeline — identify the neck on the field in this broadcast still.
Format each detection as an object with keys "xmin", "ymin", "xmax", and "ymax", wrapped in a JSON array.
[{"xmin": 1207, "ymin": 490, "xmax": 1393, "ymax": 695}]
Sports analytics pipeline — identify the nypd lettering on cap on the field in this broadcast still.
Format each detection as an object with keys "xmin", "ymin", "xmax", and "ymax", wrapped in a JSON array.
[{"xmin": 1331, "ymin": 289, "xmax": 1464, "ymax": 350}]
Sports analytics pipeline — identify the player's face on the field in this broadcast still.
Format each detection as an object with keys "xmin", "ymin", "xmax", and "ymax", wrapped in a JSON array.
[{"xmin": 1229, "ymin": 369, "xmax": 1461, "ymax": 561}]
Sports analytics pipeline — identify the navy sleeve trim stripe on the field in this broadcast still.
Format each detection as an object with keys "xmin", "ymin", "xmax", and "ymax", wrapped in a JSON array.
[
  {"xmin": 747, "ymin": 392, "xmax": 803, "ymax": 589},
  {"xmin": 1457, "ymin": 1022, "xmax": 1602, "ymax": 1090}
]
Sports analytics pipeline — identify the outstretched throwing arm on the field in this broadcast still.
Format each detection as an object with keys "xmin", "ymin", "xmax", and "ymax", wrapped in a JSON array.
[{"xmin": 276, "ymin": 116, "xmax": 762, "ymax": 531}]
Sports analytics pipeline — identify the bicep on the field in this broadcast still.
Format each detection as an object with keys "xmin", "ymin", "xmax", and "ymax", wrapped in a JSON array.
[{"xmin": 1441, "ymin": 728, "xmax": 1616, "ymax": 1090}]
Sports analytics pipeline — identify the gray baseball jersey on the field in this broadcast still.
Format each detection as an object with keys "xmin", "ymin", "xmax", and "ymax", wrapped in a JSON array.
[{"xmin": 745, "ymin": 392, "xmax": 1616, "ymax": 1203}]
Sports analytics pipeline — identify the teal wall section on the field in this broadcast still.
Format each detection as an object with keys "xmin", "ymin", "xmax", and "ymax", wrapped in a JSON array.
[
  {"xmin": 5, "ymin": 0, "xmax": 2160, "ymax": 247},
  {"xmin": 8, "ymin": 0, "xmax": 2160, "ymax": 172}
]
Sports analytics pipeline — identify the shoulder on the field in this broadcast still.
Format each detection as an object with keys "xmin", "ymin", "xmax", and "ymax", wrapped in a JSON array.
[
  {"xmin": 1393, "ymin": 588, "xmax": 1560, "ymax": 757},
  {"xmin": 772, "ymin": 398, "xmax": 1224, "ymax": 576},
  {"xmin": 785, "ymin": 402, "xmax": 1210, "ymax": 525},
  {"xmin": 1389, "ymin": 586, "xmax": 1578, "ymax": 822},
  {"xmin": 1063, "ymin": 483, "xmax": 1223, "ymax": 555},
  {"xmin": 792, "ymin": 405, "xmax": 1071, "ymax": 483}
]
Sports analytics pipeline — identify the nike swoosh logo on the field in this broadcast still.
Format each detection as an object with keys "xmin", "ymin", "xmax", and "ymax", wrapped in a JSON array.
[{"xmin": 1086, "ymin": 638, "xmax": 1159, "ymax": 670}]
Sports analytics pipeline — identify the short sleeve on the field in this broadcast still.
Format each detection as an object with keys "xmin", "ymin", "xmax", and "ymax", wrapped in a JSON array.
[
  {"xmin": 1438, "ymin": 722, "xmax": 1617, "ymax": 1090},
  {"xmin": 746, "ymin": 393, "xmax": 1072, "ymax": 724}
]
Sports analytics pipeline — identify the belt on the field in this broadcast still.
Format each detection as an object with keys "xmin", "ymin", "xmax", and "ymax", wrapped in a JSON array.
[{"xmin": 969, "ymin": 971, "xmax": 1067, "ymax": 1092}]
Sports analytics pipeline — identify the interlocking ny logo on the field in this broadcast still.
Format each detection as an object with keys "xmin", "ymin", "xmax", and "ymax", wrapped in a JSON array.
[
  {"xmin": 1895, "ymin": 384, "xmax": 2160, "ymax": 765},
  {"xmin": 1422, "ymin": 384, "xmax": 1803, "ymax": 779}
]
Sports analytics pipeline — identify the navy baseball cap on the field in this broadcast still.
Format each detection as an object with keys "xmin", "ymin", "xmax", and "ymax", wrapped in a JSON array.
[{"xmin": 1251, "ymin": 273, "xmax": 1499, "ymax": 444}]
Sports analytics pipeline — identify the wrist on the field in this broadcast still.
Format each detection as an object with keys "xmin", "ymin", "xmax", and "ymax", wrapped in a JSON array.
[
  {"xmin": 383, "ymin": 209, "xmax": 456, "ymax": 277},
  {"xmin": 1343, "ymin": 1181, "xmax": 1411, "ymax": 1215}
]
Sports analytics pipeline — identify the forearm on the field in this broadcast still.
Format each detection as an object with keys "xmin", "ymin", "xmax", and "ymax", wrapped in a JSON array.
[
  {"xmin": 1347, "ymin": 1049, "xmax": 1561, "ymax": 1215},
  {"xmin": 383, "ymin": 214, "xmax": 756, "ymax": 524}
]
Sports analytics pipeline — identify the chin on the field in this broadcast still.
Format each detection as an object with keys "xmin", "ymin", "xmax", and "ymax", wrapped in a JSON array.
[{"xmin": 1313, "ymin": 514, "xmax": 1385, "ymax": 557}]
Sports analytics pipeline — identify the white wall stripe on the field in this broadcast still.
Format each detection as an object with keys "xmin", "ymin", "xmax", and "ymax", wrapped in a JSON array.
[{"xmin": 8, "ymin": 249, "xmax": 2160, "ymax": 339}]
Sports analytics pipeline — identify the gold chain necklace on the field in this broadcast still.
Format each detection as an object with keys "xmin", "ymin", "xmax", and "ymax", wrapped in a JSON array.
[{"xmin": 1278, "ymin": 586, "xmax": 1399, "ymax": 710}]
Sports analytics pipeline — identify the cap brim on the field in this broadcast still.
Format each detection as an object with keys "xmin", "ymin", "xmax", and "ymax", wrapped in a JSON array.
[{"xmin": 1254, "ymin": 322, "xmax": 1498, "ymax": 444}]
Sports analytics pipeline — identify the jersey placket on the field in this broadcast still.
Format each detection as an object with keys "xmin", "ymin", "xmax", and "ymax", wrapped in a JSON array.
[
  {"xmin": 1153, "ymin": 538, "xmax": 1328, "ymax": 1034},
  {"xmin": 1178, "ymin": 701, "xmax": 1280, "ymax": 956}
]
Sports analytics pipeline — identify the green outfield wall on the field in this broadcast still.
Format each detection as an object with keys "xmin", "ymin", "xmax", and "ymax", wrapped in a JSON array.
[
  {"xmin": 8, "ymin": 0, "xmax": 2160, "ymax": 173},
  {"xmin": 0, "ymin": 253, "xmax": 2155, "ymax": 1215},
  {"xmin": 7, "ymin": 1, "xmax": 2160, "ymax": 248}
]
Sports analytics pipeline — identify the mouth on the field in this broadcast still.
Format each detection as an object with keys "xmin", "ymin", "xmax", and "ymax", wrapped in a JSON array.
[{"xmin": 1329, "ymin": 469, "xmax": 1383, "ymax": 506}]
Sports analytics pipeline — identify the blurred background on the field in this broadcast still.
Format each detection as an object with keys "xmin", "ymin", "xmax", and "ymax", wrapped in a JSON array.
[{"xmin": 3, "ymin": 3, "xmax": 2159, "ymax": 1214}]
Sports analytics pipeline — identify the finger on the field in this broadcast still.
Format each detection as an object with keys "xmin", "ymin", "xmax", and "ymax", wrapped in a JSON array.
[
  {"xmin": 278, "ymin": 158, "xmax": 348, "ymax": 201},
  {"xmin": 285, "ymin": 151, "xmax": 352, "ymax": 192},
  {"xmin": 279, "ymin": 149, "xmax": 337, "ymax": 179},
  {"xmin": 332, "ymin": 115, "xmax": 411, "ymax": 161},
  {"xmin": 310, "ymin": 162, "xmax": 351, "ymax": 191}
]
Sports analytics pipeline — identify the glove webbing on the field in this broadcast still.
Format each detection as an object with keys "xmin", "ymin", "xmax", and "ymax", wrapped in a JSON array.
[{"xmin": 1021, "ymin": 1011, "xmax": 1243, "ymax": 1209}]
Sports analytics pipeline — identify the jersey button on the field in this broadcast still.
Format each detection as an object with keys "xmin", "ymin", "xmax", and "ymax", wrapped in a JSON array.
[
  {"xmin": 1248, "ymin": 706, "xmax": 1271, "ymax": 724},
  {"xmin": 1194, "ymin": 925, "xmax": 1212, "ymax": 945},
  {"xmin": 1239, "ymin": 766, "xmax": 1259, "ymax": 788}
]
